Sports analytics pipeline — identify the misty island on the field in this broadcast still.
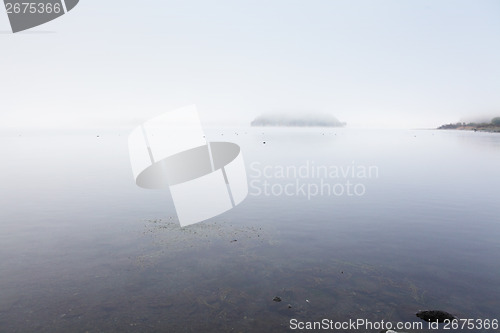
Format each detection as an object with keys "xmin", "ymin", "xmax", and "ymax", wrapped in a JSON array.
[
  {"xmin": 438, "ymin": 117, "xmax": 500, "ymax": 133},
  {"xmin": 251, "ymin": 114, "xmax": 346, "ymax": 127}
]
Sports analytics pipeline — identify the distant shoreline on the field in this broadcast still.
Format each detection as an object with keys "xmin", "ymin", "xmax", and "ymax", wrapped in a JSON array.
[{"xmin": 437, "ymin": 122, "xmax": 500, "ymax": 133}]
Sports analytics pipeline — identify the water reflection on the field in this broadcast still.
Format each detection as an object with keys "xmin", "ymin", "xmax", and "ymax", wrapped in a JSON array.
[{"xmin": 0, "ymin": 129, "xmax": 499, "ymax": 332}]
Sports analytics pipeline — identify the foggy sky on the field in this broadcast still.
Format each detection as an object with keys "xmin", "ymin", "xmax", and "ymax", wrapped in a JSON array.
[{"xmin": 1, "ymin": 0, "xmax": 499, "ymax": 130}]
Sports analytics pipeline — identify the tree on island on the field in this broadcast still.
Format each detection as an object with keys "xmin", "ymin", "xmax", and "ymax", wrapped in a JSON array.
[
  {"xmin": 251, "ymin": 113, "xmax": 346, "ymax": 127},
  {"xmin": 492, "ymin": 117, "xmax": 500, "ymax": 126}
]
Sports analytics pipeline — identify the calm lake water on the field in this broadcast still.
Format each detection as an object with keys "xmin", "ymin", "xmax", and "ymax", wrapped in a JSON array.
[{"xmin": 0, "ymin": 128, "xmax": 499, "ymax": 332}]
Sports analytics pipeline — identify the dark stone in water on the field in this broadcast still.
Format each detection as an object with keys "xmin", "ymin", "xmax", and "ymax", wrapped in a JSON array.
[
  {"xmin": 273, "ymin": 296, "xmax": 281, "ymax": 302},
  {"xmin": 416, "ymin": 310, "xmax": 456, "ymax": 322}
]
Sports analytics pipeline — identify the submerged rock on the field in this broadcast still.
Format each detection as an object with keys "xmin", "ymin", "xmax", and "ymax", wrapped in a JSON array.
[
  {"xmin": 273, "ymin": 296, "xmax": 282, "ymax": 302},
  {"xmin": 416, "ymin": 310, "xmax": 456, "ymax": 322}
]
